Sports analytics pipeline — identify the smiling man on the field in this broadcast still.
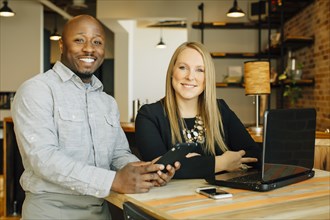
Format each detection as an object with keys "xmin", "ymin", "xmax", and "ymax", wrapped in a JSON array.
[
  {"xmin": 11, "ymin": 15, "xmax": 179, "ymax": 219},
  {"xmin": 59, "ymin": 15, "xmax": 105, "ymax": 82}
]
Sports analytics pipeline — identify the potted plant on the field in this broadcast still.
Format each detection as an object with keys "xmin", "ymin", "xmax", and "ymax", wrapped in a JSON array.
[
  {"xmin": 278, "ymin": 66, "xmax": 303, "ymax": 107},
  {"xmin": 283, "ymin": 83, "xmax": 302, "ymax": 106}
]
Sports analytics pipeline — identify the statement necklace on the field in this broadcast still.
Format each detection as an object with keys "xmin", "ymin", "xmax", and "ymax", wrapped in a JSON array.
[{"xmin": 182, "ymin": 115, "xmax": 206, "ymax": 144}]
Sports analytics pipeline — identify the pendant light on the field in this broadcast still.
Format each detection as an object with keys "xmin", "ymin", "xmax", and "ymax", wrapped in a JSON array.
[
  {"xmin": 0, "ymin": 0, "xmax": 15, "ymax": 17},
  {"xmin": 156, "ymin": 28, "xmax": 166, "ymax": 49},
  {"xmin": 50, "ymin": 13, "xmax": 61, "ymax": 41},
  {"xmin": 227, "ymin": 0, "xmax": 245, "ymax": 18}
]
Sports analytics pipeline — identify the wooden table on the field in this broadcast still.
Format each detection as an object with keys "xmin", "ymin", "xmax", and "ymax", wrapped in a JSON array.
[{"xmin": 106, "ymin": 169, "xmax": 330, "ymax": 219}]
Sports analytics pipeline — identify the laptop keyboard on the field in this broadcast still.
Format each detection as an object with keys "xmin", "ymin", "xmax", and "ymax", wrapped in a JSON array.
[{"xmin": 228, "ymin": 172, "xmax": 262, "ymax": 183}]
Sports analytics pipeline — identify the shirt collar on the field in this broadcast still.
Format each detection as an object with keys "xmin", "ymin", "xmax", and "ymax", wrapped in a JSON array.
[{"xmin": 52, "ymin": 61, "xmax": 103, "ymax": 91}]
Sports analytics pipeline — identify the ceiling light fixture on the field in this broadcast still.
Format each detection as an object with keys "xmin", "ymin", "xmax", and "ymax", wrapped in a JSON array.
[
  {"xmin": 0, "ymin": 0, "xmax": 15, "ymax": 17},
  {"xmin": 156, "ymin": 28, "xmax": 166, "ymax": 49},
  {"xmin": 227, "ymin": 0, "xmax": 245, "ymax": 18},
  {"xmin": 50, "ymin": 14, "xmax": 61, "ymax": 41}
]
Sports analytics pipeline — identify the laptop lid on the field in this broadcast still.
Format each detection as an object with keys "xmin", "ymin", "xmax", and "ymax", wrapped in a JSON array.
[
  {"xmin": 261, "ymin": 108, "xmax": 316, "ymax": 182},
  {"xmin": 206, "ymin": 108, "xmax": 316, "ymax": 191}
]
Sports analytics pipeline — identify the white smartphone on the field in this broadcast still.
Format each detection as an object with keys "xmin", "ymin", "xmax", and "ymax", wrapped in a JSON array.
[{"xmin": 196, "ymin": 186, "xmax": 232, "ymax": 200}]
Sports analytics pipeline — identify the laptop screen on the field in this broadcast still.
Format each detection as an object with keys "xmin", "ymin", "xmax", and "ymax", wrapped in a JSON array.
[{"xmin": 262, "ymin": 108, "xmax": 316, "ymax": 182}]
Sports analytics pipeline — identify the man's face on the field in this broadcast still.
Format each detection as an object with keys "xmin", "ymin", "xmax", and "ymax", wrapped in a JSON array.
[{"xmin": 59, "ymin": 16, "xmax": 105, "ymax": 80}]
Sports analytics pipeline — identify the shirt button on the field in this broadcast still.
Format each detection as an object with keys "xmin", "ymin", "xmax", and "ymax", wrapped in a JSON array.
[
  {"xmin": 71, "ymin": 187, "xmax": 75, "ymax": 191},
  {"xmin": 95, "ymin": 191, "xmax": 99, "ymax": 196},
  {"xmin": 72, "ymin": 115, "xmax": 76, "ymax": 120}
]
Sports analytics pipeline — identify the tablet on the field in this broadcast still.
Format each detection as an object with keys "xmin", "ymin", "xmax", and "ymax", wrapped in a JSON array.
[{"xmin": 155, "ymin": 142, "xmax": 198, "ymax": 172}]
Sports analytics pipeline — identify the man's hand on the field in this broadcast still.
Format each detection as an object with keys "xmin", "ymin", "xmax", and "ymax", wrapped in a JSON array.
[
  {"xmin": 153, "ymin": 161, "xmax": 181, "ymax": 187},
  {"xmin": 111, "ymin": 161, "xmax": 165, "ymax": 193}
]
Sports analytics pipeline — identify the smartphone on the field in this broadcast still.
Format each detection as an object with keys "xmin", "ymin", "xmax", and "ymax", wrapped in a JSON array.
[
  {"xmin": 196, "ymin": 186, "xmax": 232, "ymax": 199},
  {"xmin": 155, "ymin": 142, "xmax": 198, "ymax": 172}
]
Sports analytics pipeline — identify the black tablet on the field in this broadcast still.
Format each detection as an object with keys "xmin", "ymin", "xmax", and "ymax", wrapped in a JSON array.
[{"xmin": 155, "ymin": 142, "xmax": 198, "ymax": 172}]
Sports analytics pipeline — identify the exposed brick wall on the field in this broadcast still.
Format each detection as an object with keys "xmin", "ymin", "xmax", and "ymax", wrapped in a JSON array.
[{"xmin": 281, "ymin": 0, "xmax": 330, "ymax": 131}]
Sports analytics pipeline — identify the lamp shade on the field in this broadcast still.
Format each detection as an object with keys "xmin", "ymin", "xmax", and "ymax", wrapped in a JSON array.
[
  {"xmin": 156, "ymin": 38, "xmax": 166, "ymax": 49},
  {"xmin": 244, "ymin": 61, "xmax": 270, "ymax": 95},
  {"xmin": 227, "ymin": 0, "xmax": 245, "ymax": 18},
  {"xmin": 0, "ymin": 0, "xmax": 15, "ymax": 17},
  {"xmin": 155, "ymin": 28, "xmax": 166, "ymax": 49},
  {"xmin": 50, "ymin": 29, "xmax": 61, "ymax": 41}
]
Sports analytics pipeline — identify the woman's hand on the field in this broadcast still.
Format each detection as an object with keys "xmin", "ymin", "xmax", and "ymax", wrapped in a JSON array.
[
  {"xmin": 185, "ymin": 152, "xmax": 201, "ymax": 158},
  {"xmin": 215, "ymin": 150, "xmax": 258, "ymax": 172}
]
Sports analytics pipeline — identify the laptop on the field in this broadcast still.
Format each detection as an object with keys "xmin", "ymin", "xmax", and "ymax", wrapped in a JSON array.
[{"xmin": 207, "ymin": 108, "xmax": 316, "ymax": 192}]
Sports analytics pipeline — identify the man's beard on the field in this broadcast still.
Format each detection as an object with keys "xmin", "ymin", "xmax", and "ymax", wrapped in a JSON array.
[{"xmin": 75, "ymin": 71, "xmax": 94, "ymax": 80}]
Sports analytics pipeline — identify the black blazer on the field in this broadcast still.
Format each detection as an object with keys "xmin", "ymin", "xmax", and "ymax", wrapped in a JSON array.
[{"xmin": 135, "ymin": 99, "xmax": 261, "ymax": 179}]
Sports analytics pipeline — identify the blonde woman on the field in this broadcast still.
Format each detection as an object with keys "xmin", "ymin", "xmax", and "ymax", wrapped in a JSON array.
[{"xmin": 136, "ymin": 42, "xmax": 260, "ymax": 178}]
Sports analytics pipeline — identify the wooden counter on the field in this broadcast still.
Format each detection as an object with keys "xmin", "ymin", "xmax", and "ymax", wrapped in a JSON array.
[
  {"xmin": 122, "ymin": 122, "xmax": 330, "ymax": 171},
  {"xmin": 121, "ymin": 122, "xmax": 330, "ymax": 142},
  {"xmin": 106, "ymin": 169, "xmax": 330, "ymax": 219},
  {"xmin": 248, "ymin": 129, "xmax": 330, "ymax": 171},
  {"xmin": 120, "ymin": 122, "xmax": 135, "ymax": 133}
]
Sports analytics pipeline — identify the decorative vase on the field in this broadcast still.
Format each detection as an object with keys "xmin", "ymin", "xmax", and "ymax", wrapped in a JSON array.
[{"xmin": 293, "ymin": 69, "xmax": 302, "ymax": 80}]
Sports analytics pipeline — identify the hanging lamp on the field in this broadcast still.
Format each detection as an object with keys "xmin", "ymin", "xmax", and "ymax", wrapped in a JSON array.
[
  {"xmin": 50, "ymin": 13, "xmax": 61, "ymax": 41},
  {"xmin": 227, "ymin": 0, "xmax": 245, "ymax": 18},
  {"xmin": 0, "ymin": 0, "xmax": 15, "ymax": 17},
  {"xmin": 156, "ymin": 28, "xmax": 166, "ymax": 49}
]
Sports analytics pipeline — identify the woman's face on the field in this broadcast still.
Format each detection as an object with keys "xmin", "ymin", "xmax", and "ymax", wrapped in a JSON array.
[{"xmin": 172, "ymin": 48, "xmax": 205, "ymax": 103}]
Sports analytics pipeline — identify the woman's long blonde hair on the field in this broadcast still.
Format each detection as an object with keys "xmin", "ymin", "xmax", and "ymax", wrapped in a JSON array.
[{"xmin": 164, "ymin": 41, "xmax": 228, "ymax": 155}]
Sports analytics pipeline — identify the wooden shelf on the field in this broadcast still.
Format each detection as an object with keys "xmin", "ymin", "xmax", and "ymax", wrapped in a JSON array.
[
  {"xmin": 216, "ymin": 82, "xmax": 242, "ymax": 88},
  {"xmin": 210, "ymin": 36, "xmax": 313, "ymax": 59},
  {"xmin": 192, "ymin": 1, "xmax": 314, "ymax": 29},
  {"xmin": 192, "ymin": 21, "xmax": 278, "ymax": 29},
  {"xmin": 266, "ymin": 0, "xmax": 315, "ymax": 25},
  {"xmin": 266, "ymin": 36, "xmax": 314, "ymax": 53},
  {"xmin": 211, "ymin": 52, "xmax": 278, "ymax": 59},
  {"xmin": 215, "ymin": 79, "xmax": 314, "ymax": 88},
  {"xmin": 277, "ymin": 78, "xmax": 315, "ymax": 86}
]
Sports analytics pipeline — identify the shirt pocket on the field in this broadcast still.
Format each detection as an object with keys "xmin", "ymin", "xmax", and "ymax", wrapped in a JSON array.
[
  {"xmin": 97, "ymin": 114, "xmax": 121, "ymax": 163},
  {"xmin": 104, "ymin": 114, "xmax": 120, "ymax": 128},
  {"xmin": 101, "ymin": 114, "xmax": 121, "ymax": 146},
  {"xmin": 58, "ymin": 108, "xmax": 85, "ymax": 150}
]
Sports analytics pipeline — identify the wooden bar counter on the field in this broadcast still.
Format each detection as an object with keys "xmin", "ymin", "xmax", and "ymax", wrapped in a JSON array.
[
  {"xmin": 122, "ymin": 122, "xmax": 330, "ymax": 171},
  {"xmin": 106, "ymin": 169, "xmax": 330, "ymax": 219}
]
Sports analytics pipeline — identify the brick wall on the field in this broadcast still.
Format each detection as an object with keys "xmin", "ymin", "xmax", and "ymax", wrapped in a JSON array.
[{"xmin": 282, "ymin": 0, "xmax": 330, "ymax": 131}]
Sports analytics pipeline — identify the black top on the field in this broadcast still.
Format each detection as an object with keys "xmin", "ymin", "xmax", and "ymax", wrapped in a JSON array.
[{"xmin": 135, "ymin": 99, "xmax": 261, "ymax": 179}]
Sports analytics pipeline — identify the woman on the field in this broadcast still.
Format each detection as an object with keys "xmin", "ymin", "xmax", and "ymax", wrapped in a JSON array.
[{"xmin": 135, "ymin": 42, "xmax": 261, "ymax": 179}]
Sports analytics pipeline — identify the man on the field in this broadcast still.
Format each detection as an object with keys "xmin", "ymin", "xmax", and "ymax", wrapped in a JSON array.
[{"xmin": 11, "ymin": 15, "xmax": 179, "ymax": 219}]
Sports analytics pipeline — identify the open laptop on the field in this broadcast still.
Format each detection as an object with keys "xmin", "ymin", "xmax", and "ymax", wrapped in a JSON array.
[{"xmin": 207, "ymin": 108, "xmax": 316, "ymax": 192}]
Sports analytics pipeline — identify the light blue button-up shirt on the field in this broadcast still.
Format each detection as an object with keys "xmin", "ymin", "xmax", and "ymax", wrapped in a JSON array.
[{"xmin": 11, "ymin": 61, "xmax": 139, "ymax": 198}]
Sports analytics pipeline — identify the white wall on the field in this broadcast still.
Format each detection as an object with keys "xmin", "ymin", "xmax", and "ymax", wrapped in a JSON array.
[
  {"xmin": 97, "ymin": 0, "xmax": 277, "ymax": 124},
  {"xmin": 101, "ymin": 18, "xmax": 187, "ymax": 122},
  {"xmin": 0, "ymin": 0, "xmax": 43, "ymax": 120},
  {"xmin": 133, "ymin": 27, "xmax": 187, "ymax": 105}
]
